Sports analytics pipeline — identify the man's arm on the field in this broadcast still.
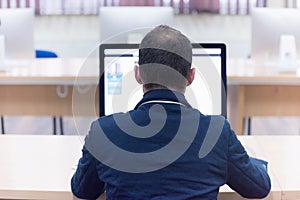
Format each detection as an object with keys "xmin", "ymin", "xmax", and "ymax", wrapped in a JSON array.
[
  {"xmin": 226, "ymin": 124, "xmax": 271, "ymax": 198},
  {"xmin": 71, "ymin": 146, "xmax": 105, "ymax": 199}
]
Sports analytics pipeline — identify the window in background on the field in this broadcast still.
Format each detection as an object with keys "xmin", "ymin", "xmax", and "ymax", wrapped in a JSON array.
[
  {"xmin": 287, "ymin": 0, "xmax": 299, "ymax": 8},
  {"xmin": 0, "ymin": 0, "xmax": 268, "ymax": 15},
  {"xmin": 219, "ymin": 0, "xmax": 265, "ymax": 15},
  {"xmin": 82, "ymin": 0, "xmax": 100, "ymax": 15},
  {"xmin": 39, "ymin": 0, "xmax": 63, "ymax": 15},
  {"xmin": 0, "ymin": 0, "xmax": 33, "ymax": 8}
]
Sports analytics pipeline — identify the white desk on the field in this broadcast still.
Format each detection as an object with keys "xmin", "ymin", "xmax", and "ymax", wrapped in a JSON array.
[
  {"xmin": 254, "ymin": 136, "xmax": 300, "ymax": 200},
  {"xmin": 0, "ymin": 135, "xmax": 83, "ymax": 199},
  {"xmin": 0, "ymin": 135, "xmax": 299, "ymax": 200}
]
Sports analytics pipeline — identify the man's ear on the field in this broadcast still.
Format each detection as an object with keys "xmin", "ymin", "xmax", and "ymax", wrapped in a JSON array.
[
  {"xmin": 134, "ymin": 65, "xmax": 143, "ymax": 84},
  {"xmin": 187, "ymin": 67, "xmax": 195, "ymax": 86}
]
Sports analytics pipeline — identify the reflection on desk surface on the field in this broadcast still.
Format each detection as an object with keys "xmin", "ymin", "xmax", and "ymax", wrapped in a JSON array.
[{"xmin": 0, "ymin": 58, "xmax": 99, "ymax": 84}]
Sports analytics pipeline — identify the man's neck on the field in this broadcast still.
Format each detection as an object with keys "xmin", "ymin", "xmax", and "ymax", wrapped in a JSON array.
[{"xmin": 143, "ymin": 86, "xmax": 186, "ymax": 95}]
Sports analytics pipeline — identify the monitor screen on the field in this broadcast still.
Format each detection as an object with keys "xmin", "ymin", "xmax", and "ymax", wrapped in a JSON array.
[
  {"xmin": 0, "ymin": 8, "xmax": 34, "ymax": 60},
  {"xmin": 99, "ymin": 43, "xmax": 227, "ymax": 117},
  {"xmin": 251, "ymin": 8, "xmax": 300, "ymax": 63},
  {"xmin": 99, "ymin": 7, "xmax": 173, "ymax": 43}
]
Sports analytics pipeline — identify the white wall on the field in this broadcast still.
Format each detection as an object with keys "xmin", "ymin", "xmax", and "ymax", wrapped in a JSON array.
[{"xmin": 34, "ymin": 14, "xmax": 251, "ymax": 58}]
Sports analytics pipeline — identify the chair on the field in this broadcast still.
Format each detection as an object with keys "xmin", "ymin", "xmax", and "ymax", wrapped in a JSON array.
[
  {"xmin": 35, "ymin": 49, "xmax": 58, "ymax": 58},
  {"xmin": 1, "ymin": 116, "xmax": 4, "ymax": 134},
  {"xmin": 35, "ymin": 49, "xmax": 64, "ymax": 135}
]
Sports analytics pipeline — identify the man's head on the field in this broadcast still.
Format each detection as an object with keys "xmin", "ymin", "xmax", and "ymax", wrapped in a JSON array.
[{"xmin": 135, "ymin": 25, "xmax": 195, "ymax": 94}]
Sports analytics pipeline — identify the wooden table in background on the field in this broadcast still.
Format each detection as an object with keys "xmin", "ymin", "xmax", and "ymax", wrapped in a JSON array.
[
  {"xmin": 2, "ymin": 58, "xmax": 300, "ymax": 135},
  {"xmin": 227, "ymin": 59, "xmax": 300, "ymax": 135},
  {"xmin": 0, "ymin": 58, "xmax": 99, "ymax": 117}
]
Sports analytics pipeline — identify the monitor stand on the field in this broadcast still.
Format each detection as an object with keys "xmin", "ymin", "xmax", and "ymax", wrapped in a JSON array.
[{"xmin": 277, "ymin": 34, "xmax": 299, "ymax": 72}]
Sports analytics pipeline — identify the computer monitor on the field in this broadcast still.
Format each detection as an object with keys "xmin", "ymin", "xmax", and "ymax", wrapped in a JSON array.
[
  {"xmin": 251, "ymin": 8, "xmax": 300, "ymax": 68},
  {"xmin": 0, "ymin": 8, "xmax": 35, "ymax": 60},
  {"xmin": 99, "ymin": 43, "xmax": 227, "ymax": 117},
  {"xmin": 99, "ymin": 7, "xmax": 174, "ymax": 43}
]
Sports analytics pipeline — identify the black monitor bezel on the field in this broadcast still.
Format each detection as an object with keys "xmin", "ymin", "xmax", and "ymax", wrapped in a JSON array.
[{"xmin": 99, "ymin": 43, "xmax": 227, "ymax": 118}]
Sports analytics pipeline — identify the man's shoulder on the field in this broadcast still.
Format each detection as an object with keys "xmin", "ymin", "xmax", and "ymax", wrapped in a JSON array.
[
  {"xmin": 198, "ymin": 114, "xmax": 227, "ymax": 125},
  {"xmin": 91, "ymin": 112, "xmax": 124, "ymax": 126},
  {"xmin": 197, "ymin": 114, "xmax": 233, "ymax": 138},
  {"xmin": 91, "ymin": 111, "xmax": 141, "ymax": 129}
]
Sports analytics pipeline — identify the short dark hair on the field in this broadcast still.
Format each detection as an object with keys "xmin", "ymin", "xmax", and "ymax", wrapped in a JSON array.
[{"xmin": 138, "ymin": 25, "xmax": 192, "ymax": 91}]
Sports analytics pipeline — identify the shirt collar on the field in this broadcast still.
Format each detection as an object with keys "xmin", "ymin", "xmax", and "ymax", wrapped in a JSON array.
[{"xmin": 134, "ymin": 89, "xmax": 192, "ymax": 109}]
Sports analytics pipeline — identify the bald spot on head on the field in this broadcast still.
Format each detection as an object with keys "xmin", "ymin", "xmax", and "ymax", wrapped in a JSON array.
[{"xmin": 139, "ymin": 25, "xmax": 192, "ymax": 64}]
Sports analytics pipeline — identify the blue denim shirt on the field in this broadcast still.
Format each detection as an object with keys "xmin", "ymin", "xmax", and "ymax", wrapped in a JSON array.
[{"xmin": 71, "ymin": 89, "xmax": 271, "ymax": 199}]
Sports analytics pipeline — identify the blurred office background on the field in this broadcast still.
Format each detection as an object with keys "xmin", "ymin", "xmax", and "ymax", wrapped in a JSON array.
[
  {"xmin": 3, "ymin": 0, "xmax": 294, "ymax": 59},
  {"xmin": 2, "ymin": 0, "xmax": 300, "ymax": 135}
]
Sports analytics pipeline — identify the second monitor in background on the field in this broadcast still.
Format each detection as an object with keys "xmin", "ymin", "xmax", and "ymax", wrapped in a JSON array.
[
  {"xmin": 0, "ymin": 8, "xmax": 35, "ymax": 61},
  {"xmin": 251, "ymin": 8, "xmax": 300, "ymax": 71},
  {"xmin": 99, "ymin": 6, "xmax": 174, "ymax": 43}
]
